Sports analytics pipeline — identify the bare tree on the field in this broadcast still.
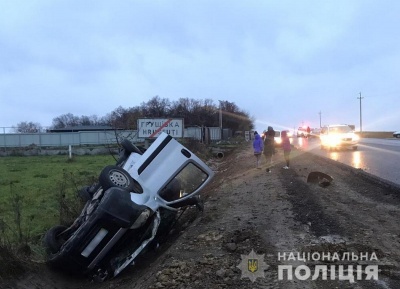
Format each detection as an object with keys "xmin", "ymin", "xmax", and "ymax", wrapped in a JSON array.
[
  {"xmin": 51, "ymin": 113, "xmax": 108, "ymax": 129},
  {"xmin": 79, "ymin": 115, "xmax": 92, "ymax": 126},
  {"xmin": 47, "ymin": 97, "xmax": 254, "ymax": 134},
  {"xmin": 106, "ymin": 106, "xmax": 141, "ymax": 129},
  {"xmin": 219, "ymin": 100, "xmax": 254, "ymax": 132},
  {"xmin": 12, "ymin": 121, "xmax": 42, "ymax": 133},
  {"xmin": 140, "ymin": 96, "xmax": 171, "ymax": 117},
  {"xmin": 52, "ymin": 113, "xmax": 80, "ymax": 128}
]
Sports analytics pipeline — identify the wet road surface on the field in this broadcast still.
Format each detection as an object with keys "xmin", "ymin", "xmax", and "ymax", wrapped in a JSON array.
[{"xmin": 293, "ymin": 137, "xmax": 400, "ymax": 186}]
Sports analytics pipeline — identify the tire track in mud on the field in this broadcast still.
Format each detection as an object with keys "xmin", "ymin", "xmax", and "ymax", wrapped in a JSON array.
[
  {"xmin": 276, "ymin": 151, "xmax": 400, "ymax": 288},
  {"xmin": 277, "ymin": 166, "xmax": 344, "ymax": 238}
]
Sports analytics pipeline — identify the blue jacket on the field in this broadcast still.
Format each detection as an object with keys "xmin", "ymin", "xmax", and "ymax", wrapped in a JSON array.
[{"xmin": 253, "ymin": 134, "xmax": 264, "ymax": 154}]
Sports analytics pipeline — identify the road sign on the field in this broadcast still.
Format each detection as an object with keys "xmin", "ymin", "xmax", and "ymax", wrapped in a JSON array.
[{"xmin": 137, "ymin": 118, "xmax": 184, "ymax": 138}]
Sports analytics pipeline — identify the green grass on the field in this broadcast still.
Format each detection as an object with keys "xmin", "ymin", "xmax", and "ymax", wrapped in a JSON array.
[{"xmin": 0, "ymin": 154, "xmax": 115, "ymax": 244}]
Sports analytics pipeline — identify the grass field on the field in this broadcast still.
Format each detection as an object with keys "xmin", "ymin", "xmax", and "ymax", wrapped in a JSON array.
[{"xmin": 0, "ymin": 154, "xmax": 115, "ymax": 246}]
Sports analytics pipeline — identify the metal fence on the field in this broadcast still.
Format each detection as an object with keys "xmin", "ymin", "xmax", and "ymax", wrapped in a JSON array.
[{"xmin": 0, "ymin": 127, "xmax": 223, "ymax": 149}]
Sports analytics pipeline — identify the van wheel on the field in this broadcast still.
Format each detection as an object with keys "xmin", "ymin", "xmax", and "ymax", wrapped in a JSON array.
[
  {"xmin": 99, "ymin": 165, "xmax": 142, "ymax": 193},
  {"xmin": 44, "ymin": 225, "xmax": 68, "ymax": 254}
]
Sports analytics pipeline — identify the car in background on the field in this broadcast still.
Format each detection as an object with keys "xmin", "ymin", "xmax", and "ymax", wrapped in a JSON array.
[
  {"xmin": 311, "ymin": 128, "xmax": 321, "ymax": 136},
  {"xmin": 274, "ymin": 130, "xmax": 293, "ymax": 146},
  {"xmin": 297, "ymin": 127, "xmax": 309, "ymax": 138},
  {"xmin": 393, "ymin": 131, "xmax": 400, "ymax": 138},
  {"xmin": 320, "ymin": 124, "xmax": 359, "ymax": 150},
  {"xmin": 274, "ymin": 130, "xmax": 282, "ymax": 145}
]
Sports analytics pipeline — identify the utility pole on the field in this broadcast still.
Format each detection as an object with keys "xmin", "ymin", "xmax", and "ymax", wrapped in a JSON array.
[
  {"xmin": 318, "ymin": 111, "xmax": 322, "ymax": 128},
  {"xmin": 357, "ymin": 92, "xmax": 364, "ymax": 134},
  {"xmin": 218, "ymin": 100, "xmax": 223, "ymax": 136}
]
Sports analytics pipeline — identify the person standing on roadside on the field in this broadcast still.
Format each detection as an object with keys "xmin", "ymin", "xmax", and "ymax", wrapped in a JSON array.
[
  {"xmin": 263, "ymin": 126, "xmax": 275, "ymax": 168},
  {"xmin": 253, "ymin": 131, "xmax": 264, "ymax": 168},
  {"xmin": 281, "ymin": 130, "xmax": 291, "ymax": 169}
]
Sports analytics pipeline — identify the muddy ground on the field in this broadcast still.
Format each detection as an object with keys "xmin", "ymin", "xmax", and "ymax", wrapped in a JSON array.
[{"xmin": 4, "ymin": 142, "xmax": 400, "ymax": 289}]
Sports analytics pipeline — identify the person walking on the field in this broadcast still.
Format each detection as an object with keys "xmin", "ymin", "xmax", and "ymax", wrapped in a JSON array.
[
  {"xmin": 253, "ymin": 131, "xmax": 263, "ymax": 168},
  {"xmin": 306, "ymin": 126, "xmax": 311, "ymax": 138},
  {"xmin": 263, "ymin": 126, "xmax": 275, "ymax": 169},
  {"xmin": 281, "ymin": 130, "xmax": 291, "ymax": 169}
]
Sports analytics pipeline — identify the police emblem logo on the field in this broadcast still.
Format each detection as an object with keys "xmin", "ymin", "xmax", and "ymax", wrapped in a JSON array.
[
  {"xmin": 248, "ymin": 259, "xmax": 258, "ymax": 273},
  {"xmin": 237, "ymin": 249, "xmax": 268, "ymax": 282}
]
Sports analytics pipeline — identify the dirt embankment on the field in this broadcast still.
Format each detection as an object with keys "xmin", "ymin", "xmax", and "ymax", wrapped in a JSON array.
[{"xmin": 4, "ymin": 142, "xmax": 400, "ymax": 289}]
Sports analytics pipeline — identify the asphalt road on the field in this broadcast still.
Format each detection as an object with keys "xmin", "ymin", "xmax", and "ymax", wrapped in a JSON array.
[{"xmin": 293, "ymin": 137, "xmax": 400, "ymax": 186}]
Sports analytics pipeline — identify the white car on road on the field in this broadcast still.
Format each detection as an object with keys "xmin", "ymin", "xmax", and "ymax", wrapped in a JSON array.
[{"xmin": 320, "ymin": 124, "xmax": 359, "ymax": 150}]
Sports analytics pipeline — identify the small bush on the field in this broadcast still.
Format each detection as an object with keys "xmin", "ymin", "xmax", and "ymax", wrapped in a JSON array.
[
  {"xmin": 0, "ymin": 243, "xmax": 25, "ymax": 281},
  {"xmin": 9, "ymin": 149, "xmax": 25, "ymax": 157},
  {"xmin": 182, "ymin": 138, "xmax": 213, "ymax": 160},
  {"xmin": 57, "ymin": 170, "xmax": 96, "ymax": 226}
]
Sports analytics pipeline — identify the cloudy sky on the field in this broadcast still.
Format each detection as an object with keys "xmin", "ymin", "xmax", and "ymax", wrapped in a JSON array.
[{"xmin": 1, "ymin": 0, "xmax": 399, "ymax": 133}]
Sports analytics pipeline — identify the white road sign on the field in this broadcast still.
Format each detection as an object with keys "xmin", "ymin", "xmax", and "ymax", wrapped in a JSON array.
[{"xmin": 137, "ymin": 118, "xmax": 184, "ymax": 138}]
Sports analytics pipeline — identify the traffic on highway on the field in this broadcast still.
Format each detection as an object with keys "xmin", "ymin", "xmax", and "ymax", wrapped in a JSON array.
[{"xmin": 293, "ymin": 135, "xmax": 400, "ymax": 186}]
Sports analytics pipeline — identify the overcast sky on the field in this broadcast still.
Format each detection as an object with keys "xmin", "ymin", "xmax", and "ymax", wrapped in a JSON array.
[{"xmin": 1, "ymin": 0, "xmax": 399, "ymax": 133}]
